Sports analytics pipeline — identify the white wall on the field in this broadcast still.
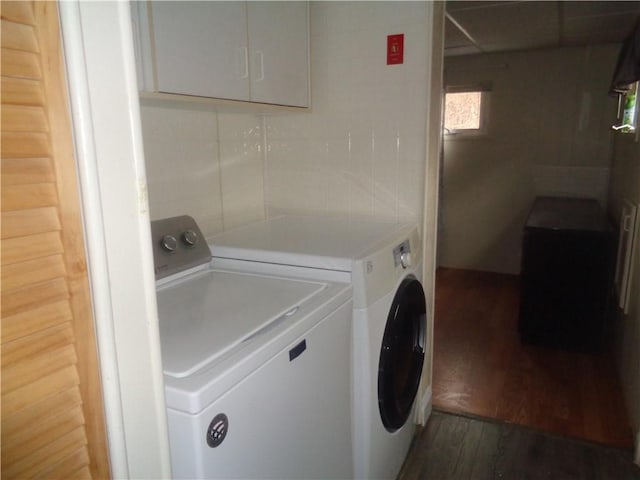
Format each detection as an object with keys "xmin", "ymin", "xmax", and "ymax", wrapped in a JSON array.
[
  {"xmin": 264, "ymin": 1, "xmax": 430, "ymax": 223},
  {"xmin": 140, "ymin": 103, "xmax": 265, "ymax": 237},
  {"xmin": 440, "ymin": 45, "xmax": 619, "ymax": 274},
  {"xmin": 608, "ymin": 132, "xmax": 640, "ymax": 464}
]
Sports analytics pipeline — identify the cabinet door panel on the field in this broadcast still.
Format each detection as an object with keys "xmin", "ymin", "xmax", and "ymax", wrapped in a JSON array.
[
  {"xmin": 151, "ymin": 1, "xmax": 249, "ymax": 100},
  {"xmin": 248, "ymin": 2, "xmax": 309, "ymax": 107}
]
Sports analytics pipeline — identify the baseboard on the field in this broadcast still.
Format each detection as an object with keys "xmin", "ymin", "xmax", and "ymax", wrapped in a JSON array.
[{"xmin": 416, "ymin": 385, "xmax": 432, "ymax": 426}]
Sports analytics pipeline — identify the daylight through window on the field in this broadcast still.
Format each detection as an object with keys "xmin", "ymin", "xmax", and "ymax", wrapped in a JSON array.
[{"xmin": 444, "ymin": 88, "xmax": 488, "ymax": 135}]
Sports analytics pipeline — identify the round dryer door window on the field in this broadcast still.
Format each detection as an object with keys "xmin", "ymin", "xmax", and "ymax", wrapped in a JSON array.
[{"xmin": 378, "ymin": 276, "xmax": 426, "ymax": 432}]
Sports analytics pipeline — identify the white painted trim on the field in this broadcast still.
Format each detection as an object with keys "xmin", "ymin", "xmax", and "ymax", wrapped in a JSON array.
[
  {"xmin": 59, "ymin": 2, "xmax": 171, "ymax": 478},
  {"xmin": 417, "ymin": 385, "xmax": 433, "ymax": 426},
  {"xmin": 58, "ymin": 3, "xmax": 128, "ymax": 477},
  {"xmin": 419, "ymin": 0, "xmax": 444, "ymax": 429},
  {"xmin": 635, "ymin": 431, "xmax": 640, "ymax": 466}
]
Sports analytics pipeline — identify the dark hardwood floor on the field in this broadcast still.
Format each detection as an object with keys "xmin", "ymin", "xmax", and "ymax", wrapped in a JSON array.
[
  {"xmin": 398, "ymin": 411, "xmax": 640, "ymax": 480},
  {"xmin": 432, "ymin": 268, "xmax": 634, "ymax": 448}
]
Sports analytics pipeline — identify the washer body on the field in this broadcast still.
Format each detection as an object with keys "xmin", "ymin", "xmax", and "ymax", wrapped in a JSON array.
[
  {"xmin": 153, "ymin": 216, "xmax": 353, "ymax": 479},
  {"xmin": 210, "ymin": 215, "xmax": 426, "ymax": 480}
]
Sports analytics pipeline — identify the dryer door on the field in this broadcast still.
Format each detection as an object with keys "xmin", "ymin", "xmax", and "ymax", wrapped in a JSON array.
[{"xmin": 378, "ymin": 276, "xmax": 426, "ymax": 432}]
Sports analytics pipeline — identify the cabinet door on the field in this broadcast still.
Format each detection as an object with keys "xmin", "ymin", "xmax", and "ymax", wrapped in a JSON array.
[
  {"xmin": 248, "ymin": 2, "xmax": 309, "ymax": 107},
  {"xmin": 151, "ymin": 1, "xmax": 250, "ymax": 100}
]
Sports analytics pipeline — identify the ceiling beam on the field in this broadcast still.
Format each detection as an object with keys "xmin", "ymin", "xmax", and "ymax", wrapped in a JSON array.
[{"xmin": 445, "ymin": 12, "xmax": 485, "ymax": 53}]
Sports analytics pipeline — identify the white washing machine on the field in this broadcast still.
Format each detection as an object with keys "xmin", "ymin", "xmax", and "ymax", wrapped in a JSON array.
[
  {"xmin": 210, "ymin": 216, "xmax": 427, "ymax": 480},
  {"xmin": 151, "ymin": 216, "xmax": 353, "ymax": 479}
]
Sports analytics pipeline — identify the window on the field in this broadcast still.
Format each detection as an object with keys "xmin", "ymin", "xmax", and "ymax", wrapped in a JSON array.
[
  {"xmin": 612, "ymin": 81, "xmax": 638, "ymax": 135},
  {"xmin": 444, "ymin": 86, "xmax": 490, "ymax": 136}
]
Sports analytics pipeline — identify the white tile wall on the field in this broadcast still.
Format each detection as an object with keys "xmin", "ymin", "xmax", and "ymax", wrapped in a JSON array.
[
  {"xmin": 140, "ymin": 102, "xmax": 265, "ymax": 237},
  {"xmin": 265, "ymin": 1, "xmax": 431, "ymax": 222},
  {"xmin": 141, "ymin": 102, "xmax": 224, "ymax": 237},
  {"xmin": 218, "ymin": 113, "xmax": 266, "ymax": 230}
]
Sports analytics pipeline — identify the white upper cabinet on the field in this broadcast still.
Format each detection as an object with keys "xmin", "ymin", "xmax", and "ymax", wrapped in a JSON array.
[
  {"xmin": 132, "ymin": 1, "xmax": 309, "ymax": 108},
  {"xmin": 247, "ymin": 2, "xmax": 309, "ymax": 107},
  {"xmin": 151, "ymin": 2, "xmax": 250, "ymax": 101}
]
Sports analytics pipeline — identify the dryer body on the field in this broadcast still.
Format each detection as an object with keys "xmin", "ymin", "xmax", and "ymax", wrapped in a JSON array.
[{"xmin": 351, "ymin": 226, "xmax": 426, "ymax": 480}]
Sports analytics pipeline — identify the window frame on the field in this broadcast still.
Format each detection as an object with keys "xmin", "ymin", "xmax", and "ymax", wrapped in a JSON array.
[
  {"xmin": 443, "ymin": 84, "xmax": 491, "ymax": 138},
  {"xmin": 612, "ymin": 80, "xmax": 638, "ymax": 137}
]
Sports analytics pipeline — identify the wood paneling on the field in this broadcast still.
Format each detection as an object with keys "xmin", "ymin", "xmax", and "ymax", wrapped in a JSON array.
[
  {"xmin": 1, "ymin": 254, "xmax": 66, "ymax": 291},
  {"xmin": 2, "ymin": 183, "xmax": 58, "ymax": 210},
  {"xmin": 432, "ymin": 267, "xmax": 634, "ymax": 448},
  {"xmin": 43, "ymin": 449, "xmax": 91, "ymax": 480},
  {"xmin": 1, "ymin": 19, "xmax": 38, "ymax": 52},
  {"xmin": 1, "ymin": 231, "xmax": 63, "ymax": 265},
  {"xmin": 2, "ymin": 157, "xmax": 55, "ymax": 185},
  {"xmin": 1, "ymin": 206, "xmax": 60, "ymax": 238},
  {"xmin": 2, "ymin": 344, "xmax": 78, "ymax": 396},
  {"xmin": 1, "ymin": 77, "xmax": 45, "ymax": 105},
  {"xmin": 1, "ymin": 105, "xmax": 48, "ymax": 132},
  {"xmin": 1, "ymin": 131, "xmax": 50, "ymax": 156},
  {"xmin": 2, "ymin": 300, "xmax": 72, "ymax": 344},
  {"xmin": 1, "ymin": 2, "xmax": 110, "ymax": 478},
  {"xmin": 3, "ymin": 427, "xmax": 88, "ymax": 479},
  {"xmin": 2, "ymin": 403, "xmax": 84, "ymax": 462},
  {"xmin": 1, "ymin": 277, "xmax": 69, "ymax": 318},
  {"xmin": 2, "ymin": 365, "xmax": 80, "ymax": 415},
  {"xmin": 2, "ymin": 388, "xmax": 82, "ymax": 441},
  {"xmin": 1, "ymin": 2, "xmax": 36, "ymax": 25},
  {"xmin": 1, "ymin": 48, "xmax": 40, "ymax": 78}
]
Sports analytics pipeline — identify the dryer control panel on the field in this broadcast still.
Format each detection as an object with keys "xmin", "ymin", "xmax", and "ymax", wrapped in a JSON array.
[
  {"xmin": 352, "ymin": 225, "xmax": 421, "ymax": 309},
  {"xmin": 393, "ymin": 239, "xmax": 412, "ymax": 269}
]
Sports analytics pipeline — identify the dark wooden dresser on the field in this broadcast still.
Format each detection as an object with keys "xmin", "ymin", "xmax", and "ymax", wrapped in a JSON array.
[{"xmin": 518, "ymin": 197, "xmax": 614, "ymax": 352}]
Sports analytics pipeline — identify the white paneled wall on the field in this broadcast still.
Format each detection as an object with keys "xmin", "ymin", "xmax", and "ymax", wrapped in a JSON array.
[
  {"xmin": 441, "ymin": 44, "xmax": 619, "ymax": 274},
  {"xmin": 140, "ymin": 102, "xmax": 265, "ymax": 237},
  {"xmin": 265, "ymin": 1, "xmax": 430, "ymax": 222},
  {"xmin": 608, "ymin": 133, "xmax": 640, "ymax": 456},
  {"xmin": 532, "ymin": 165, "xmax": 610, "ymax": 202}
]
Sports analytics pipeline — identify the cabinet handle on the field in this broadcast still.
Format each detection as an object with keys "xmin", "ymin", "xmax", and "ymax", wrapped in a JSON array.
[
  {"xmin": 254, "ymin": 50, "xmax": 264, "ymax": 82},
  {"xmin": 237, "ymin": 46, "xmax": 249, "ymax": 79}
]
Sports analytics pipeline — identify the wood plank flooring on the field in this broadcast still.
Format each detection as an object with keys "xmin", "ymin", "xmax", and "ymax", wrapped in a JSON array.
[
  {"xmin": 432, "ymin": 268, "xmax": 634, "ymax": 448},
  {"xmin": 398, "ymin": 411, "xmax": 640, "ymax": 480}
]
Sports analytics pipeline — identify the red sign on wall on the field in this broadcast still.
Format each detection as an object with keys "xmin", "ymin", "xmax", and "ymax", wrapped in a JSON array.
[{"xmin": 387, "ymin": 34, "xmax": 404, "ymax": 65}]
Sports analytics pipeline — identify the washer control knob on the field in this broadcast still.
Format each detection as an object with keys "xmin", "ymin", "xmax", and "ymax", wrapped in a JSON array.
[
  {"xmin": 161, "ymin": 234, "xmax": 178, "ymax": 252},
  {"xmin": 400, "ymin": 251, "xmax": 412, "ymax": 269},
  {"xmin": 182, "ymin": 229, "xmax": 198, "ymax": 247}
]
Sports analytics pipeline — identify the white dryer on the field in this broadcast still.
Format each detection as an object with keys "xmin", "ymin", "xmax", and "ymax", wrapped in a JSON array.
[
  {"xmin": 152, "ymin": 216, "xmax": 353, "ymax": 479},
  {"xmin": 210, "ymin": 216, "xmax": 427, "ymax": 480}
]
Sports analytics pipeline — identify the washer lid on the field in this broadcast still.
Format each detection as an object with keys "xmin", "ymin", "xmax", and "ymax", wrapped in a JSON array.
[
  {"xmin": 210, "ymin": 215, "xmax": 408, "ymax": 271},
  {"xmin": 157, "ymin": 269, "xmax": 325, "ymax": 378}
]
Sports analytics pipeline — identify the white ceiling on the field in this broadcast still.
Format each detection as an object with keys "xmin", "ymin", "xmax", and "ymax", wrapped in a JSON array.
[{"xmin": 445, "ymin": 1, "xmax": 640, "ymax": 56}]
